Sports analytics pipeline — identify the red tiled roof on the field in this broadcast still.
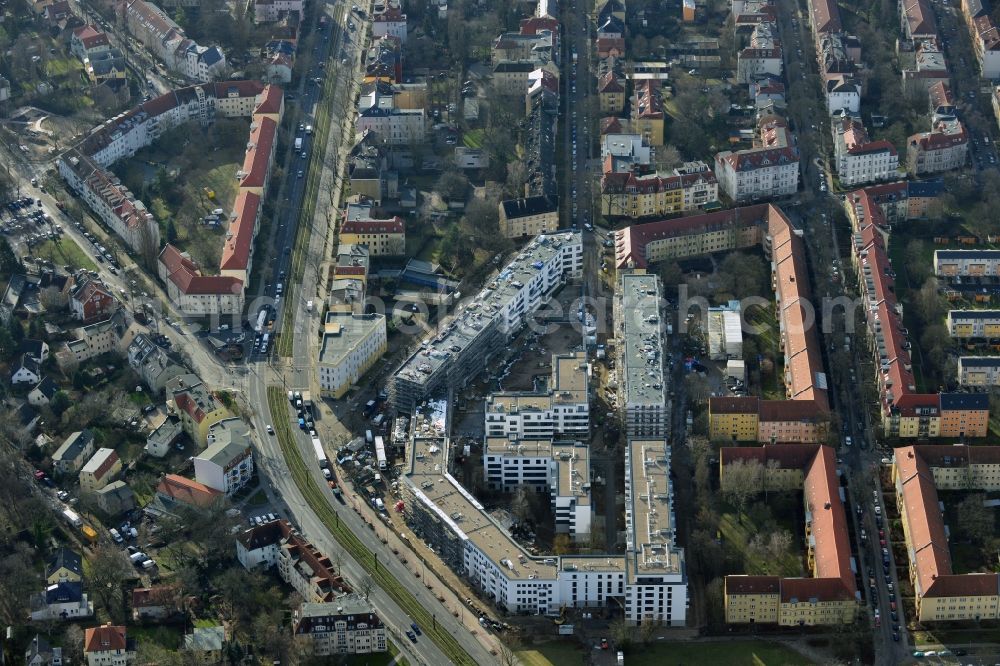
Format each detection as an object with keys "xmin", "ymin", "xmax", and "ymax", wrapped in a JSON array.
[
  {"xmin": 89, "ymin": 449, "xmax": 120, "ymax": 481},
  {"xmin": 810, "ymin": 0, "xmax": 842, "ymax": 33},
  {"xmin": 709, "ymin": 396, "xmax": 759, "ymax": 414},
  {"xmin": 220, "ymin": 191, "xmax": 260, "ymax": 271},
  {"xmin": 159, "ymin": 245, "xmax": 243, "ymax": 296},
  {"xmin": 240, "ymin": 117, "xmax": 277, "ymax": 189},
  {"xmin": 156, "ymin": 473, "xmax": 221, "ymax": 508},
  {"xmin": 725, "ymin": 575, "xmax": 779, "ymax": 595},
  {"xmin": 85, "ymin": 624, "xmax": 126, "ymax": 653},
  {"xmin": 254, "ymin": 84, "xmax": 284, "ymax": 115}
]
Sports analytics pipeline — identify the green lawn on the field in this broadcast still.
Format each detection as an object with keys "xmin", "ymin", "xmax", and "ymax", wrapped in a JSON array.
[
  {"xmin": 33, "ymin": 236, "xmax": 97, "ymax": 271},
  {"xmin": 245, "ymin": 489, "xmax": 268, "ymax": 506},
  {"xmin": 624, "ymin": 641, "xmax": 813, "ymax": 666},
  {"xmin": 128, "ymin": 625, "xmax": 182, "ymax": 650},
  {"xmin": 463, "ymin": 129, "xmax": 485, "ymax": 149},
  {"xmin": 718, "ymin": 507, "xmax": 804, "ymax": 577},
  {"xmin": 342, "ymin": 642, "xmax": 406, "ymax": 666},
  {"xmin": 516, "ymin": 640, "xmax": 586, "ymax": 666}
]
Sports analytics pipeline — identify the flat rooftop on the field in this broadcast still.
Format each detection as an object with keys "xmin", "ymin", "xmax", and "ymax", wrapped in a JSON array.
[
  {"xmin": 483, "ymin": 437, "xmax": 591, "ymax": 506},
  {"xmin": 395, "ymin": 231, "xmax": 580, "ymax": 388},
  {"xmin": 319, "ymin": 312, "xmax": 385, "ymax": 365},
  {"xmin": 619, "ymin": 273, "xmax": 665, "ymax": 409},
  {"xmin": 407, "ymin": 435, "xmax": 560, "ymax": 580},
  {"xmin": 487, "ymin": 351, "xmax": 589, "ymax": 412},
  {"xmin": 626, "ymin": 439, "xmax": 683, "ymax": 579}
]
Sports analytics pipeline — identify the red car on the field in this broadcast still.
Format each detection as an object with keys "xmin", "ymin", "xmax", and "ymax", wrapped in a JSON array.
[
  {"xmin": 890, "ymin": 601, "xmax": 897, "ymax": 611},
  {"xmin": 600, "ymin": 638, "xmax": 609, "ymax": 650},
  {"xmin": 33, "ymin": 469, "xmax": 45, "ymax": 480},
  {"xmin": 879, "ymin": 539, "xmax": 886, "ymax": 547}
]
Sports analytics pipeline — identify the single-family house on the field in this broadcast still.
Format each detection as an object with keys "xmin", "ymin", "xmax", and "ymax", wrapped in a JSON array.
[
  {"xmin": 52, "ymin": 430, "xmax": 96, "ymax": 475},
  {"xmin": 29, "ymin": 377, "xmax": 60, "ymax": 406},
  {"xmin": 46, "ymin": 547, "xmax": 83, "ymax": 585}
]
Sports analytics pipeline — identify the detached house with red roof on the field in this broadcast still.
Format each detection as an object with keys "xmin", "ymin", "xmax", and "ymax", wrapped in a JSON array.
[
  {"xmin": 70, "ymin": 277, "xmax": 116, "ymax": 324},
  {"xmin": 80, "ymin": 448, "xmax": 121, "ymax": 495},
  {"xmin": 70, "ymin": 25, "xmax": 111, "ymax": 61},
  {"xmin": 149, "ymin": 473, "xmax": 222, "ymax": 517},
  {"xmin": 722, "ymin": 445, "xmax": 858, "ymax": 625},
  {"xmin": 84, "ymin": 623, "xmax": 135, "ymax": 666}
]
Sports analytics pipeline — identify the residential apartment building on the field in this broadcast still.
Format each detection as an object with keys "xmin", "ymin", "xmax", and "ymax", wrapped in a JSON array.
[
  {"xmin": 722, "ymin": 445, "xmax": 857, "ymax": 625},
  {"xmin": 120, "ymin": 0, "xmax": 226, "ymax": 81},
  {"xmin": 293, "ymin": 597, "xmax": 388, "ymax": 655},
  {"xmin": 632, "ymin": 80, "xmax": 665, "ymax": 145},
  {"xmin": 825, "ymin": 75, "xmax": 861, "ymax": 115},
  {"xmin": 167, "ymin": 374, "xmax": 232, "ymax": 448},
  {"xmin": 616, "ymin": 273, "xmax": 667, "ymax": 439},
  {"xmin": 157, "ymin": 246, "xmax": 244, "ymax": 316},
  {"xmin": 485, "ymin": 352, "xmax": 589, "ymax": 439},
  {"xmin": 715, "ymin": 116, "xmax": 799, "ymax": 202},
  {"xmin": 935, "ymin": 249, "xmax": 1000, "ymax": 276},
  {"xmin": 356, "ymin": 85, "xmax": 425, "ymax": 145},
  {"xmin": 709, "ymin": 397, "xmax": 828, "ymax": 443},
  {"xmin": 894, "ymin": 446, "xmax": 1000, "ymax": 621},
  {"xmin": 947, "ymin": 310, "xmax": 1000, "ymax": 337},
  {"xmin": 372, "ymin": 3, "xmax": 407, "ymax": 41},
  {"xmin": 235, "ymin": 519, "xmax": 349, "ymax": 602},
  {"xmin": 498, "ymin": 195, "xmax": 559, "ymax": 238},
  {"xmin": 52, "ymin": 430, "xmax": 96, "ymax": 475},
  {"xmin": 79, "ymin": 448, "xmax": 121, "ymax": 495},
  {"xmin": 957, "ymin": 356, "xmax": 1000, "ymax": 386},
  {"xmin": 339, "ymin": 205, "xmax": 405, "ymax": 255},
  {"xmin": 127, "ymin": 333, "xmax": 184, "ymax": 394},
  {"xmin": 849, "ymin": 194, "xmax": 990, "ymax": 437},
  {"xmin": 401, "ymin": 425, "xmax": 686, "ymax": 623},
  {"xmin": 483, "ymin": 438, "xmax": 592, "ymax": 538},
  {"xmin": 737, "ymin": 39, "xmax": 782, "ymax": 84},
  {"xmin": 598, "ymin": 72, "xmax": 625, "ymax": 113},
  {"xmin": 600, "ymin": 168, "xmax": 718, "ymax": 218},
  {"xmin": 907, "ymin": 117, "xmax": 969, "ymax": 175},
  {"xmin": 253, "ymin": 0, "xmax": 302, "ymax": 23},
  {"xmin": 70, "ymin": 25, "xmax": 111, "ymax": 61},
  {"xmin": 617, "ymin": 204, "xmax": 829, "ymax": 435},
  {"xmin": 84, "ymin": 624, "xmax": 135, "ymax": 666},
  {"xmin": 194, "ymin": 418, "xmax": 254, "ymax": 494},
  {"xmin": 62, "ymin": 81, "xmax": 282, "ymax": 316},
  {"xmin": 390, "ymin": 232, "xmax": 582, "ymax": 411},
  {"xmin": 832, "ymin": 116, "xmax": 898, "ymax": 186},
  {"xmin": 318, "ymin": 312, "xmax": 387, "ymax": 399},
  {"xmin": 59, "ymin": 153, "xmax": 160, "ymax": 258}
]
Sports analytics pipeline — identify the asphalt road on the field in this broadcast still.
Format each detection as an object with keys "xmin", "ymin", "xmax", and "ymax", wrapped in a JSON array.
[
  {"xmin": 238, "ymin": 1, "xmax": 501, "ymax": 663},
  {"xmin": 776, "ymin": 3, "xmax": 911, "ymax": 663}
]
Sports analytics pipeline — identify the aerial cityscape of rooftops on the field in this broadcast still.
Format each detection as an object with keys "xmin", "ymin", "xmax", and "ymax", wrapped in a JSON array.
[{"xmin": 8, "ymin": 0, "xmax": 1000, "ymax": 662}]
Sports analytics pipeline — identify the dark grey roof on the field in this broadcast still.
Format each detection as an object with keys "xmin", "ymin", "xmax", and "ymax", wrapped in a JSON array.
[
  {"xmin": 47, "ymin": 547, "xmax": 82, "ymax": 578},
  {"xmin": 501, "ymin": 195, "xmax": 558, "ymax": 219},
  {"xmin": 949, "ymin": 310, "xmax": 1000, "ymax": 320},
  {"xmin": 939, "ymin": 392, "xmax": 990, "ymax": 410},
  {"xmin": 34, "ymin": 376, "xmax": 59, "ymax": 399},
  {"xmin": 936, "ymin": 250, "xmax": 1000, "ymax": 259},
  {"xmin": 959, "ymin": 356, "xmax": 1000, "ymax": 367}
]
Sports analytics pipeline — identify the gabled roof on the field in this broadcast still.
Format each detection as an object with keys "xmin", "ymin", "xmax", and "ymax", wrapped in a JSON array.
[
  {"xmin": 156, "ymin": 474, "xmax": 222, "ymax": 508},
  {"xmin": 32, "ymin": 376, "xmax": 60, "ymax": 400},
  {"xmin": 158, "ymin": 245, "xmax": 243, "ymax": 296},
  {"xmin": 84, "ymin": 624, "xmax": 126, "ymax": 653},
  {"xmin": 47, "ymin": 547, "xmax": 82, "ymax": 578},
  {"xmin": 219, "ymin": 191, "xmax": 260, "ymax": 271}
]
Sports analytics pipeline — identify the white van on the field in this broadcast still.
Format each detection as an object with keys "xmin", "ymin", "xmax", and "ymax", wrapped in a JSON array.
[
  {"xmin": 129, "ymin": 552, "xmax": 147, "ymax": 564},
  {"xmin": 365, "ymin": 430, "xmax": 373, "ymax": 444},
  {"xmin": 141, "ymin": 559, "xmax": 156, "ymax": 570}
]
